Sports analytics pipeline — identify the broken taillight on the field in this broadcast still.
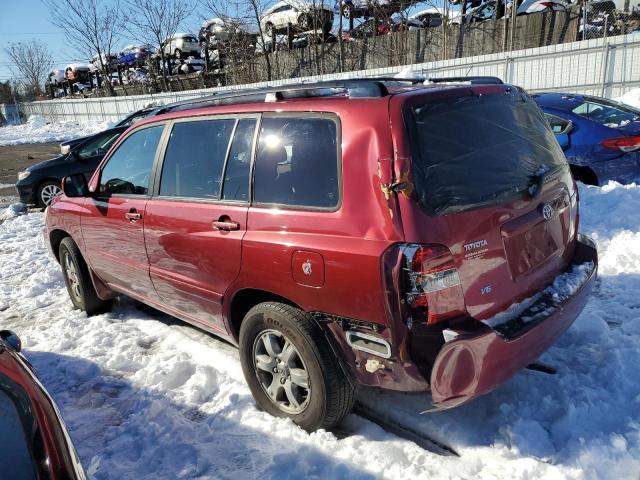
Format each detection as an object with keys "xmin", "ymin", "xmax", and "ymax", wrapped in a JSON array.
[
  {"xmin": 402, "ymin": 244, "xmax": 467, "ymax": 325},
  {"xmin": 601, "ymin": 135, "xmax": 640, "ymax": 152}
]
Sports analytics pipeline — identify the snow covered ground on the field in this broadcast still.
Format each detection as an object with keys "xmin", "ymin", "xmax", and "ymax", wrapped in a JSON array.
[
  {"xmin": 0, "ymin": 182, "xmax": 639, "ymax": 480},
  {"xmin": 0, "ymin": 116, "xmax": 112, "ymax": 147},
  {"xmin": 616, "ymin": 88, "xmax": 640, "ymax": 109}
]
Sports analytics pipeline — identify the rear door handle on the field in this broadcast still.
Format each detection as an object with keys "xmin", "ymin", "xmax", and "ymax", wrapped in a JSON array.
[
  {"xmin": 212, "ymin": 219, "xmax": 240, "ymax": 231},
  {"xmin": 125, "ymin": 211, "xmax": 142, "ymax": 222}
]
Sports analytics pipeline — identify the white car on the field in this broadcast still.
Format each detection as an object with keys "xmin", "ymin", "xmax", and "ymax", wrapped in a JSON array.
[
  {"xmin": 163, "ymin": 33, "xmax": 201, "ymax": 59},
  {"xmin": 409, "ymin": 7, "xmax": 447, "ymax": 27},
  {"xmin": 260, "ymin": 0, "xmax": 334, "ymax": 35}
]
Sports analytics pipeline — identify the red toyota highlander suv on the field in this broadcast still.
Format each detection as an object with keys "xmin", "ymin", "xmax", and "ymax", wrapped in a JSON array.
[{"xmin": 44, "ymin": 78, "xmax": 597, "ymax": 431}]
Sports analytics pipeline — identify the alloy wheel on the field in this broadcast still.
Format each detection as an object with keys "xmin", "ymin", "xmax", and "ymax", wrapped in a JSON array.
[
  {"xmin": 253, "ymin": 329, "xmax": 310, "ymax": 414},
  {"xmin": 63, "ymin": 253, "xmax": 82, "ymax": 302},
  {"xmin": 41, "ymin": 184, "xmax": 62, "ymax": 206}
]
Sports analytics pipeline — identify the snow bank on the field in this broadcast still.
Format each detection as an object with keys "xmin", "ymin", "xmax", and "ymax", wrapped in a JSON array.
[
  {"xmin": 615, "ymin": 88, "xmax": 640, "ymax": 109},
  {"xmin": 0, "ymin": 116, "xmax": 112, "ymax": 147},
  {"xmin": 1, "ymin": 182, "xmax": 640, "ymax": 479}
]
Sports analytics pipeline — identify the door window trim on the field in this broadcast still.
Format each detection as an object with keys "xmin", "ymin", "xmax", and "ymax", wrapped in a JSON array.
[
  {"xmin": 94, "ymin": 122, "xmax": 169, "ymax": 200},
  {"xmin": 249, "ymin": 112, "xmax": 343, "ymax": 213},
  {"xmin": 150, "ymin": 113, "xmax": 260, "ymax": 205}
]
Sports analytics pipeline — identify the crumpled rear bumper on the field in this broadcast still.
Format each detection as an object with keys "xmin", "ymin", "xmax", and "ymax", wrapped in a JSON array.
[{"xmin": 430, "ymin": 235, "xmax": 598, "ymax": 409}]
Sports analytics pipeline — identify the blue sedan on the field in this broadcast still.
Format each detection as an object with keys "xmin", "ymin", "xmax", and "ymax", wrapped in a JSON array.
[{"xmin": 533, "ymin": 92, "xmax": 640, "ymax": 185}]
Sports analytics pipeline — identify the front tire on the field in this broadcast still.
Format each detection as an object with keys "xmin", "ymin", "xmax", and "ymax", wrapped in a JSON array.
[
  {"xmin": 59, "ymin": 237, "xmax": 113, "ymax": 315},
  {"xmin": 37, "ymin": 180, "xmax": 62, "ymax": 208},
  {"xmin": 239, "ymin": 302, "xmax": 354, "ymax": 431}
]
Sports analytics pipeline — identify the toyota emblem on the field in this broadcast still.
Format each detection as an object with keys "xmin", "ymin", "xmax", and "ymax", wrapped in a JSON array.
[{"xmin": 542, "ymin": 203, "xmax": 554, "ymax": 220}]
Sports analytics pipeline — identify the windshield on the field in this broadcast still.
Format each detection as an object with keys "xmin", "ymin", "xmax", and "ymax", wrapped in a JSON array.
[
  {"xmin": 571, "ymin": 98, "xmax": 640, "ymax": 128},
  {"xmin": 117, "ymin": 110, "xmax": 150, "ymax": 127},
  {"xmin": 76, "ymin": 131, "xmax": 122, "ymax": 159},
  {"xmin": 405, "ymin": 89, "xmax": 568, "ymax": 215}
]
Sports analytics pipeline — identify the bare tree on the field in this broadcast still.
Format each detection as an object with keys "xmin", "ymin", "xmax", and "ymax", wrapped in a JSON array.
[
  {"xmin": 123, "ymin": 0, "xmax": 195, "ymax": 85},
  {"xmin": 4, "ymin": 40, "xmax": 53, "ymax": 97},
  {"xmin": 43, "ymin": 0, "xmax": 121, "ymax": 95}
]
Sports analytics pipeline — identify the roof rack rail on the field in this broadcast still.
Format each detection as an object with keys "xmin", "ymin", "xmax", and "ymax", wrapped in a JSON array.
[
  {"xmin": 154, "ymin": 76, "xmax": 504, "ymax": 114},
  {"xmin": 160, "ymin": 79, "xmax": 392, "ymax": 113},
  {"xmin": 426, "ymin": 76, "xmax": 504, "ymax": 85}
]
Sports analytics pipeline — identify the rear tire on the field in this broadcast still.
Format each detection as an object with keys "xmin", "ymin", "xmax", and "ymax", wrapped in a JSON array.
[
  {"xmin": 239, "ymin": 302, "xmax": 354, "ymax": 431},
  {"xmin": 59, "ymin": 237, "xmax": 113, "ymax": 315}
]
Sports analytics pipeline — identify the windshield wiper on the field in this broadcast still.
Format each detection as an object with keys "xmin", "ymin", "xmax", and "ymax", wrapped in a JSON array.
[{"xmin": 528, "ymin": 164, "xmax": 551, "ymax": 199}]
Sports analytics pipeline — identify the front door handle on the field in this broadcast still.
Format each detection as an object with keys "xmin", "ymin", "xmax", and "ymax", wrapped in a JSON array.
[{"xmin": 212, "ymin": 218, "xmax": 240, "ymax": 231}]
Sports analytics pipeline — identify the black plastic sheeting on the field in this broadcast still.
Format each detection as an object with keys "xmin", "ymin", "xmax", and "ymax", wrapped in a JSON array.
[{"xmin": 405, "ymin": 88, "xmax": 568, "ymax": 216}]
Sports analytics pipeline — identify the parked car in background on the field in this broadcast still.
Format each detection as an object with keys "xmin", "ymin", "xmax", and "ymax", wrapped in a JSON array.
[
  {"xmin": 534, "ymin": 92, "xmax": 640, "ymax": 185},
  {"xmin": 409, "ymin": 7, "xmax": 445, "ymax": 27},
  {"xmin": 46, "ymin": 69, "xmax": 66, "ymax": 98},
  {"xmin": 260, "ymin": 0, "xmax": 334, "ymax": 35},
  {"xmin": 163, "ymin": 33, "xmax": 201, "ymax": 59},
  {"xmin": 59, "ymin": 106, "xmax": 159, "ymax": 155},
  {"xmin": 342, "ymin": 17, "xmax": 392, "ymax": 40},
  {"xmin": 91, "ymin": 52, "xmax": 119, "ymax": 72},
  {"xmin": 64, "ymin": 64, "xmax": 92, "ymax": 94},
  {"xmin": 46, "ymin": 78, "xmax": 596, "ymax": 432},
  {"xmin": 335, "ymin": 0, "xmax": 421, "ymax": 18},
  {"xmin": 16, "ymin": 126, "xmax": 127, "ymax": 207},
  {"xmin": 118, "ymin": 44, "xmax": 155, "ymax": 67},
  {"xmin": 0, "ymin": 330, "xmax": 86, "ymax": 479}
]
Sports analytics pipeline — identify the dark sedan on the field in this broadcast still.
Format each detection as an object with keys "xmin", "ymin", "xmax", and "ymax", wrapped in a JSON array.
[
  {"xmin": 0, "ymin": 330, "xmax": 86, "ymax": 479},
  {"xmin": 59, "ymin": 106, "xmax": 158, "ymax": 154},
  {"xmin": 16, "ymin": 126, "xmax": 127, "ymax": 207}
]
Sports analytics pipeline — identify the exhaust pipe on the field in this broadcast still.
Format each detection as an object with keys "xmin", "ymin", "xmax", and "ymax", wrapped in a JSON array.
[{"xmin": 346, "ymin": 330, "xmax": 391, "ymax": 359}]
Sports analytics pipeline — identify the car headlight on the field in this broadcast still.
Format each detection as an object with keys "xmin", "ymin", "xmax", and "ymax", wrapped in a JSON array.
[{"xmin": 18, "ymin": 171, "xmax": 31, "ymax": 181}]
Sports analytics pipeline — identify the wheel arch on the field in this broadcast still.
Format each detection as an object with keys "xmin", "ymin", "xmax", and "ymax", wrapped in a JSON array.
[
  {"xmin": 570, "ymin": 164, "xmax": 598, "ymax": 186},
  {"xmin": 49, "ymin": 228, "xmax": 71, "ymax": 262},
  {"xmin": 227, "ymin": 288, "xmax": 302, "ymax": 342}
]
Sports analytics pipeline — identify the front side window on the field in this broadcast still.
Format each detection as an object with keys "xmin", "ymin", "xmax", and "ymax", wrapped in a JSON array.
[
  {"xmin": 159, "ymin": 119, "xmax": 235, "ymax": 199},
  {"xmin": 253, "ymin": 116, "xmax": 339, "ymax": 208},
  {"xmin": 100, "ymin": 125, "xmax": 164, "ymax": 195}
]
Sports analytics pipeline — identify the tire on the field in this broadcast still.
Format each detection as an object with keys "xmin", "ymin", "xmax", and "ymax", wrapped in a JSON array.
[
  {"xmin": 174, "ymin": 48, "xmax": 182, "ymax": 59},
  {"xmin": 37, "ymin": 180, "xmax": 62, "ymax": 208},
  {"xmin": 264, "ymin": 22, "xmax": 274, "ymax": 36},
  {"xmin": 59, "ymin": 237, "xmax": 113, "ymax": 315},
  {"xmin": 342, "ymin": 3, "xmax": 354, "ymax": 18},
  {"xmin": 239, "ymin": 302, "xmax": 354, "ymax": 431}
]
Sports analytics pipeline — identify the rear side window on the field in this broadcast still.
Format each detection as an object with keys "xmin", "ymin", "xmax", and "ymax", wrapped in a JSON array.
[
  {"xmin": 571, "ymin": 99, "xmax": 639, "ymax": 128},
  {"xmin": 406, "ymin": 90, "xmax": 567, "ymax": 216},
  {"xmin": 253, "ymin": 116, "xmax": 339, "ymax": 208},
  {"xmin": 100, "ymin": 125, "xmax": 164, "ymax": 195},
  {"xmin": 159, "ymin": 119, "xmax": 235, "ymax": 199},
  {"xmin": 544, "ymin": 113, "xmax": 572, "ymax": 134}
]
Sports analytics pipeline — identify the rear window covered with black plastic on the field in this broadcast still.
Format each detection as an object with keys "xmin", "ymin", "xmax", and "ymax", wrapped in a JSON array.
[{"xmin": 405, "ymin": 89, "xmax": 568, "ymax": 215}]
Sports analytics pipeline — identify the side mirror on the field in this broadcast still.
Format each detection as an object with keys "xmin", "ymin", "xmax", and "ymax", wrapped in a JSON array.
[
  {"xmin": 62, "ymin": 174, "xmax": 89, "ymax": 198},
  {"xmin": 0, "ymin": 330, "xmax": 22, "ymax": 352}
]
